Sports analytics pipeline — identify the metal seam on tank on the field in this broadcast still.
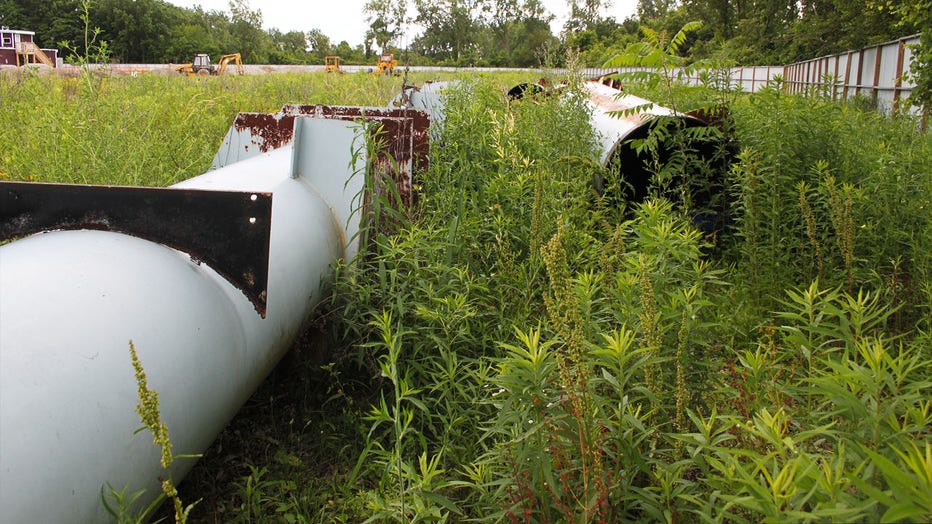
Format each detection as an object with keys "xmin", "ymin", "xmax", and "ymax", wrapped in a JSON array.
[{"xmin": 300, "ymin": 179, "xmax": 354, "ymax": 263}]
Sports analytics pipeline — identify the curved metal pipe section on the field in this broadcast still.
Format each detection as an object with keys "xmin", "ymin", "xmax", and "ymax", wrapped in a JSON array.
[
  {"xmin": 582, "ymin": 80, "xmax": 708, "ymax": 166},
  {"xmin": 0, "ymin": 118, "xmax": 364, "ymax": 522},
  {"xmin": 582, "ymin": 80, "xmax": 727, "ymax": 213},
  {"xmin": 506, "ymin": 81, "xmax": 546, "ymax": 101},
  {"xmin": 496, "ymin": 79, "xmax": 718, "ymax": 202},
  {"xmin": 505, "ymin": 78, "xmax": 723, "ymax": 210}
]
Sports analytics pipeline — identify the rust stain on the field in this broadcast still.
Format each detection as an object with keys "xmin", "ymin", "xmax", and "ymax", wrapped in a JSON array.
[
  {"xmin": 585, "ymin": 84, "xmax": 650, "ymax": 126},
  {"xmin": 686, "ymin": 105, "xmax": 731, "ymax": 129},
  {"xmin": 590, "ymin": 72, "xmax": 624, "ymax": 91},
  {"xmin": 233, "ymin": 112, "xmax": 296, "ymax": 153},
  {"xmin": 230, "ymin": 105, "xmax": 430, "ymax": 207}
]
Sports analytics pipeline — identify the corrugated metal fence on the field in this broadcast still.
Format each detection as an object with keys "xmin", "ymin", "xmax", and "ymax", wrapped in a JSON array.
[
  {"xmin": 578, "ymin": 33, "xmax": 921, "ymax": 116},
  {"xmin": 575, "ymin": 66, "xmax": 783, "ymax": 93},
  {"xmin": 782, "ymin": 34, "xmax": 920, "ymax": 115}
]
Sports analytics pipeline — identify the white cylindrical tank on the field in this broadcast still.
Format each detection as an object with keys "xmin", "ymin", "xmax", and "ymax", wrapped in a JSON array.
[{"xmin": 0, "ymin": 118, "xmax": 363, "ymax": 522}]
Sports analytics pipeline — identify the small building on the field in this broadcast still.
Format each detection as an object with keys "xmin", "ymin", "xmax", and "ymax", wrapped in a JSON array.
[{"xmin": 0, "ymin": 27, "xmax": 58, "ymax": 67}]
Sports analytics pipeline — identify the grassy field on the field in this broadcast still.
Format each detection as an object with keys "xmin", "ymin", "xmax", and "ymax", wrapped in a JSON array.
[
  {"xmin": 0, "ymin": 69, "xmax": 478, "ymax": 185},
  {"xmin": 2, "ymin": 68, "xmax": 931, "ymax": 523}
]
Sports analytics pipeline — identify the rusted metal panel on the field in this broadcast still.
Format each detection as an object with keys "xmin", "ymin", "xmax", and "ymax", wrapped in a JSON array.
[
  {"xmin": 872, "ymin": 45, "xmax": 883, "ymax": 106},
  {"xmin": 0, "ymin": 181, "xmax": 272, "ymax": 316},
  {"xmin": 894, "ymin": 39, "xmax": 906, "ymax": 114},
  {"xmin": 213, "ymin": 105, "xmax": 430, "ymax": 207}
]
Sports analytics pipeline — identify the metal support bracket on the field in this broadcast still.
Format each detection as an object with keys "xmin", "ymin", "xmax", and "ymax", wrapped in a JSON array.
[{"xmin": 0, "ymin": 181, "xmax": 272, "ymax": 317}]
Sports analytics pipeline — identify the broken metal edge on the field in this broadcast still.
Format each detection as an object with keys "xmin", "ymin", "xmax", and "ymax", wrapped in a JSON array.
[
  {"xmin": 0, "ymin": 181, "xmax": 272, "ymax": 317},
  {"xmin": 216, "ymin": 104, "xmax": 431, "ymax": 206}
]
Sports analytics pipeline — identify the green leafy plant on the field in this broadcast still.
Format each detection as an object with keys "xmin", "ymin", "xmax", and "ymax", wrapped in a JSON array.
[
  {"xmin": 58, "ymin": 0, "xmax": 111, "ymax": 97},
  {"xmin": 100, "ymin": 482, "xmax": 166, "ymax": 524},
  {"xmin": 361, "ymin": 311, "xmax": 460, "ymax": 522},
  {"xmin": 602, "ymin": 22, "xmax": 704, "ymax": 114},
  {"xmin": 101, "ymin": 341, "xmax": 199, "ymax": 523},
  {"xmin": 600, "ymin": 22, "xmax": 735, "ymax": 229}
]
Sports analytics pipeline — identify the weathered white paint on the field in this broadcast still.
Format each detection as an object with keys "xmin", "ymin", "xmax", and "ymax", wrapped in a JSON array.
[{"xmin": 0, "ymin": 117, "xmax": 364, "ymax": 522}]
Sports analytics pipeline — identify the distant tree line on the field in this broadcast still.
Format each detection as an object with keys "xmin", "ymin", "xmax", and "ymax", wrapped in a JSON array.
[
  {"xmin": 0, "ymin": 0, "xmax": 924, "ymax": 68},
  {"xmin": 0, "ymin": 0, "xmax": 339, "ymax": 64},
  {"xmin": 640, "ymin": 0, "xmax": 923, "ymax": 65}
]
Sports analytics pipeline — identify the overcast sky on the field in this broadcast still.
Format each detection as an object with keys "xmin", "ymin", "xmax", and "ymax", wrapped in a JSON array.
[{"xmin": 163, "ymin": 0, "xmax": 638, "ymax": 48}]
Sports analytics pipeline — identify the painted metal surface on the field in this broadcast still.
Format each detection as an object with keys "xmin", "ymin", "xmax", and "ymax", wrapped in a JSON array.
[
  {"xmin": 389, "ymin": 81, "xmax": 456, "ymax": 141},
  {"xmin": 782, "ymin": 34, "xmax": 921, "ymax": 116},
  {"xmin": 212, "ymin": 104, "xmax": 430, "ymax": 207},
  {"xmin": 0, "ymin": 117, "xmax": 365, "ymax": 523},
  {"xmin": 0, "ymin": 181, "xmax": 273, "ymax": 315},
  {"xmin": 581, "ymin": 80, "xmax": 732, "ymax": 212},
  {"xmin": 501, "ymin": 78, "xmax": 707, "ymax": 169},
  {"xmin": 582, "ymin": 80, "xmax": 706, "ymax": 167}
]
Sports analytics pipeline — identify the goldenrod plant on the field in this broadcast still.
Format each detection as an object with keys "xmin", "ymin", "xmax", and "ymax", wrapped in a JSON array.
[{"xmin": 101, "ymin": 341, "xmax": 199, "ymax": 523}]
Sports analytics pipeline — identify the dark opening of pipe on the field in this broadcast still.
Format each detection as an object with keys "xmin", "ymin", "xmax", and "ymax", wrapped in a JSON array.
[
  {"xmin": 602, "ymin": 114, "xmax": 734, "ymax": 234},
  {"xmin": 507, "ymin": 82, "xmax": 546, "ymax": 101}
]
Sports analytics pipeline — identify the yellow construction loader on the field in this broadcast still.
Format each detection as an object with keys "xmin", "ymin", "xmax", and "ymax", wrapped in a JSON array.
[
  {"xmin": 176, "ymin": 53, "xmax": 244, "ymax": 76},
  {"xmin": 374, "ymin": 53, "xmax": 397, "ymax": 75},
  {"xmin": 325, "ymin": 56, "xmax": 342, "ymax": 73}
]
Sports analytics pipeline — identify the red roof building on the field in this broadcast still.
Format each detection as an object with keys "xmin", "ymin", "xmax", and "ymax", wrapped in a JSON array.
[{"xmin": 1, "ymin": 27, "xmax": 59, "ymax": 67}]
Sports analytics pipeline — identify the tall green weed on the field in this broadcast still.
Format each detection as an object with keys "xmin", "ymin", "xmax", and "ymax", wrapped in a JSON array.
[{"xmin": 726, "ymin": 82, "xmax": 932, "ymax": 331}]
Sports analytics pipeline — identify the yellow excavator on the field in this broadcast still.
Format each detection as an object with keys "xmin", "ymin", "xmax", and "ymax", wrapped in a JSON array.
[
  {"xmin": 374, "ymin": 53, "xmax": 397, "ymax": 75},
  {"xmin": 176, "ymin": 53, "xmax": 244, "ymax": 76}
]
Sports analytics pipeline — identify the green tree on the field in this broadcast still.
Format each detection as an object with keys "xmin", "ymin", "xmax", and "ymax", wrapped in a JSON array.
[
  {"xmin": 485, "ymin": 0, "xmax": 521, "ymax": 58},
  {"xmin": 267, "ymin": 29, "xmax": 310, "ymax": 64},
  {"xmin": 227, "ymin": 0, "xmax": 269, "ymax": 61},
  {"xmin": 0, "ymin": 0, "xmax": 25, "ymax": 28},
  {"xmin": 306, "ymin": 28, "xmax": 332, "ymax": 61},
  {"xmin": 510, "ymin": 16, "xmax": 559, "ymax": 66},
  {"xmin": 412, "ymin": 0, "xmax": 482, "ymax": 63},
  {"xmin": 46, "ymin": 0, "xmax": 86, "ymax": 52},
  {"xmin": 637, "ymin": 0, "xmax": 677, "ymax": 22},
  {"xmin": 566, "ymin": 16, "xmax": 641, "ymax": 66},
  {"xmin": 165, "ymin": 22, "xmax": 222, "ymax": 63},
  {"xmin": 364, "ymin": 0, "xmax": 407, "ymax": 52},
  {"xmin": 734, "ymin": 0, "xmax": 798, "ymax": 63},
  {"xmin": 682, "ymin": 0, "xmax": 734, "ymax": 40},
  {"xmin": 91, "ymin": 0, "xmax": 182, "ymax": 62},
  {"xmin": 332, "ymin": 40, "xmax": 366, "ymax": 63},
  {"xmin": 785, "ymin": 0, "xmax": 900, "ymax": 61},
  {"xmin": 565, "ymin": 0, "xmax": 605, "ymax": 32},
  {"xmin": 603, "ymin": 21, "xmax": 703, "ymax": 112},
  {"xmin": 482, "ymin": 0, "xmax": 553, "ymax": 64}
]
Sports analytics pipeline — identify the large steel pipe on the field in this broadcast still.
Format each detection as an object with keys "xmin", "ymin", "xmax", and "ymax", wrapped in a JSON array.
[
  {"xmin": 0, "ymin": 118, "xmax": 364, "ymax": 522},
  {"xmin": 583, "ymin": 80, "xmax": 729, "ymax": 221},
  {"xmin": 581, "ymin": 80, "xmax": 707, "ymax": 166}
]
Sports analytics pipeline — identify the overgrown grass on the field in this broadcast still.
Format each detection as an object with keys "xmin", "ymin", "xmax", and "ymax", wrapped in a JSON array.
[
  {"xmin": 0, "ymin": 69, "xmax": 478, "ymax": 186},
  {"xmin": 2, "ymin": 70, "xmax": 930, "ymax": 523}
]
